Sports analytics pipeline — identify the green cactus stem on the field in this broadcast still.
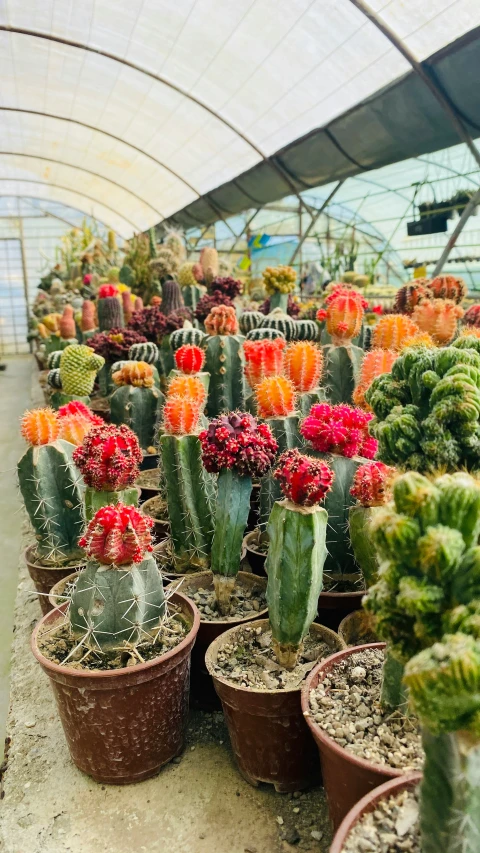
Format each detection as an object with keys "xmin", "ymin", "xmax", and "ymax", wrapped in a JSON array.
[
  {"xmin": 182, "ymin": 284, "xmax": 203, "ymax": 311},
  {"xmin": 70, "ymin": 556, "xmax": 165, "ymax": 650},
  {"xmin": 17, "ymin": 440, "xmax": 85, "ymax": 565},
  {"xmin": 297, "ymin": 387, "xmax": 327, "ymax": 416},
  {"xmin": 110, "ymin": 385, "xmax": 164, "ymax": 451},
  {"xmin": 380, "ymin": 649, "xmax": 406, "ymax": 709},
  {"xmin": 266, "ymin": 499, "xmax": 328, "ymax": 669},
  {"xmin": 160, "ymin": 434, "xmax": 215, "ymax": 571},
  {"xmin": 97, "ymin": 296, "xmax": 123, "ymax": 331},
  {"xmin": 322, "ymin": 343, "xmax": 364, "ymax": 405},
  {"xmin": 259, "ymin": 415, "xmax": 302, "ymax": 529},
  {"xmin": 211, "ymin": 469, "xmax": 252, "ymax": 613},
  {"xmin": 269, "ymin": 291, "xmax": 289, "ymax": 312},
  {"xmin": 202, "ymin": 334, "xmax": 246, "ymax": 417},
  {"xmin": 348, "ymin": 504, "xmax": 384, "ymax": 588},
  {"xmin": 50, "ymin": 392, "xmax": 91, "ymax": 410},
  {"xmin": 84, "ymin": 486, "xmax": 139, "ymax": 521}
]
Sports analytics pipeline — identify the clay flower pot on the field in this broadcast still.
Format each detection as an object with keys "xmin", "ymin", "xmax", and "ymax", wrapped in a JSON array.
[
  {"xmin": 169, "ymin": 571, "xmax": 267, "ymax": 711},
  {"xmin": 25, "ymin": 545, "xmax": 86, "ymax": 616},
  {"xmin": 142, "ymin": 496, "xmax": 170, "ymax": 542},
  {"xmin": 330, "ymin": 773, "xmax": 421, "ymax": 852},
  {"xmin": 317, "ymin": 580, "xmax": 365, "ymax": 633},
  {"xmin": 338, "ymin": 610, "xmax": 378, "ymax": 647},
  {"xmin": 301, "ymin": 643, "xmax": 411, "ymax": 829},
  {"xmin": 242, "ymin": 529, "xmax": 268, "ymax": 576},
  {"xmin": 32, "ymin": 592, "xmax": 200, "ymax": 784},
  {"xmin": 48, "ymin": 572, "xmax": 79, "ymax": 610},
  {"xmin": 206, "ymin": 618, "xmax": 345, "ymax": 793}
]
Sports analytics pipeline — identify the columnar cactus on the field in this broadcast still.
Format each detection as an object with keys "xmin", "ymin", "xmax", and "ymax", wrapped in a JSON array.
[
  {"xmin": 266, "ymin": 449, "xmax": 333, "ymax": 668},
  {"xmin": 243, "ymin": 337, "xmax": 286, "ymax": 389},
  {"xmin": 202, "ymin": 313, "xmax": 246, "ymax": 417},
  {"xmin": 348, "ymin": 461, "xmax": 395, "ymax": 587},
  {"xmin": 17, "ymin": 409, "xmax": 85, "ymax": 565},
  {"xmin": 71, "ymin": 503, "xmax": 164, "ymax": 650},
  {"xmin": 371, "ymin": 314, "xmax": 421, "ymax": 351},
  {"xmin": 161, "ymin": 279, "xmax": 184, "ymax": 315},
  {"xmin": 73, "ymin": 423, "xmax": 142, "ymax": 520},
  {"xmin": 353, "ymin": 349, "xmax": 397, "ymax": 410},
  {"xmin": 412, "ymin": 298, "xmax": 464, "ymax": 345},
  {"xmin": 200, "ymin": 413, "xmax": 277, "ymax": 612},
  {"xmin": 366, "ymin": 343, "xmax": 480, "ymax": 472},
  {"xmin": 97, "ymin": 283, "xmax": 124, "ymax": 331},
  {"xmin": 121, "ymin": 289, "xmax": 133, "ymax": 324},
  {"xmin": 160, "ymin": 396, "xmax": 215, "ymax": 571},
  {"xmin": 262, "ymin": 265, "xmax": 297, "ymax": 311},
  {"xmin": 110, "ymin": 362, "xmax": 164, "ymax": 451}
]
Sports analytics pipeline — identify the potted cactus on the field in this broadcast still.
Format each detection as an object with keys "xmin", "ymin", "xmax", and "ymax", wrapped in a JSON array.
[
  {"xmin": 18, "ymin": 408, "xmax": 86, "ymax": 614},
  {"xmin": 348, "ymin": 461, "xmax": 396, "ymax": 589},
  {"xmin": 201, "ymin": 305, "xmax": 246, "ymax": 417},
  {"xmin": 206, "ymin": 449, "xmax": 344, "ymax": 792},
  {"xmin": 32, "ymin": 502, "xmax": 200, "ymax": 783},
  {"xmin": 110, "ymin": 361, "xmax": 164, "ymax": 452},
  {"xmin": 48, "ymin": 344, "xmax": 105, "ymax": 409},
  {"xmin": 303, "ymin": 469, "xmax": 480, "ymax": 830},
  {"xmin": 322, "ymin": 289, "xmax": 365, "ymax": 404},
  {"xmin": 284, "ymin": 340, "xmax": 325, "ymax": 414},
  {"xmin": 168, "ymin": 344, "xmax": 210, "ymax": 399},
  {"xmin": 73, "ymin": 422, "xmax": 142, "ymax": 520}
]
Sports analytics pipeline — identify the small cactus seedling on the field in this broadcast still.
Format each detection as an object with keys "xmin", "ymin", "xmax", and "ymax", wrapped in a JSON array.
[
  {"xmin": 17, "ymin": 408, "xmax": 85, "ymax": 565},
  {"xmin": 71, "ymin": 503, "xmax": 164, "ymax": 651},
  {"xmin": 200, "ymin": 413, "xmax": 277, "ymax": 612},
  {"xmin": 371, "ymin": 314, "xmax": 421, "ymax": 351},
  {"xmin": 110, "ymin": 362, "xmax": 164, "ymax": 451},
  {"xmin": 348, "ymin": 461, "xmax": 396, "ymax": 588},
  {"xmin": 266, "ymin": 449, "xmax": 333, "ymax": 668},
  {"xmin": 160, "ymin": 394, "xmax": 215, "ymax": 570},
  {"xmin": 353, "ymin": 349, "xmax": 397, "ymax": 410},
  {"xmin": 412, "ymin": 298, "xmax": 464, "ymax": 345},
  {"xmin": 243, "ymin": 338, "xmax": 286, "ymax": 389},
  {"xmin": 73, "ymin": 423, "xmax": 142, "ymax": 520}
]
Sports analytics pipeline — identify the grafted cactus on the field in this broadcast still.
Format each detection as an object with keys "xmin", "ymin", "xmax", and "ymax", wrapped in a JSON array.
[
  {"xmin": 73, "ymin": 423, "xmax": 142, "ymax": 520},
  {"xmin": 262, "ymin": 265, "xmax": 297, "ymax": 312},
  {"xmin": 200, "ymin": 413, "xmax": 277, "ymax": 612},
  {"xmin": 97, "ymin": 284, "xmax": 123, "ymax": 331},
  {"xmin": 71, "ymin": 503, "xmax": 164, "ymax": 650},
  {"xmin": 322, "ymin": 291, "xmax": 364, "ymax": 404},
  {"xmin": 413, "ymin": 298, "xmax": 464, "ymax": 345},
  {"xmin": 110, "ymin": 362, "xmax": 164, "ymax": 451},
  {"xmin": 284, "ymin": 340, "xmax": 324, "ymax": 413},
  {"xmin": 353, "ymin": 349, "xmax": 397, "ymax": 410},
  {"xmin": 393, "ymin": 280, "xmax": 432, "ymax": 315},
  {"xmin": 81, "ymin": 299, "xmax": 96, "ymax": 336},
  {"xmin": 266, "ymin": 450, "xmax": 333, "ymax": 668},
  {"xmin": 464, "ymin": 304, "xmax": 480, "ymax": 328},
  {"xmin": 17, "ymin": 409, "xmax": 85, "ymax": 565},
  {"xmin": 169, "ymin": 326, "xmax": 207, "ymax": 351},
  {"xmin": 202, "ymin": 314, "xmax": 246, "ymax": 417},
  {"xmin": 243, "ymin": 337, "xmax": 286, "ymax": 389},
  {"xmin": 428, "ymin": 273, "xmax": 466, "ymax": 303},
  {"xmin": 239, "ymin": 311, "xmax": 264, "ymax": 335},
  {"xmin": 372, "ymin": 314, "xmax": 421, "ymax": 351},
  {"xmin": 366, "ymin": 344, "xmax": 480, "ymax": 472},
  {"xmin": 348, "ymin": 461, "xmax": 395, "ymax": 588},
  {"xmin": 259, "ymin": 308, "xmax": 297, "ymax": 341}
]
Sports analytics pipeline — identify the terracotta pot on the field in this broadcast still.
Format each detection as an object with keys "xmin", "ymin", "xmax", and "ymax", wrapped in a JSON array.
[
  {"xmin": 330, "ymin": 773, "xmax": 422, "ymax": 853},
  {"xmin": 301, "ymin": 643, "xmax": 409, "ymax": 829},
  {"xmin": 169, "ymin": 571, "xmax": 267, "ymax": 711},
  {"xmin": 242, "ymin": 529, "xmax": 268, "ymax": 577},
  {"xmin": 48, "ymin": 572, "xmax": 79, "ymax": 610},
  {"xmin": 32, "ymin": 592, "xmax": 200, "ymax": 784},
  {"xmin": 140, "ymin": 451, "xmax": 159, "ymax": 471},
  {"xmin": 338, "ymin": 610, "xmax": 378, "ymax": 647},
  {"xmin": 206, "ymin": 619, "xmax": 345, "ymax": 793},
  {"xmin": 142, "ymin": 496, "xmax": 170, "ymax": 542},
  {"xmin": 317, "ymin": 589, "xmax": 364, "ymax": 632},
  {"xmin": 25, "ymin": 545, "xmax": 86, "ymax": 616}
]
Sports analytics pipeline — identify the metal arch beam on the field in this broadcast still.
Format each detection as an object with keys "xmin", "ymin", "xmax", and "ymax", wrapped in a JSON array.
[
  {"xmin": 1, "ymin": 194, "xmax": 124, "ymax": 238},
  {"xmin": 415, "ymin": 156, "xmax": 480, "ymax": 187},
  {"xmin": 0, "ymin": 151, "xmax": 164, "ymax": 218},
  {"xmin": 289, "ymin": 181, "xmax": 345, "ymax": 265},
  {"xmin": 0, "ymin": 178, "xmax": 138, "ymax": 232},
  {"xmin": 0, "ymin": 27, "xmax": 314, "ymax": 218},
  {"xmin": 348, "ymin": 0, "xmax": 480, "ymax": 170}
]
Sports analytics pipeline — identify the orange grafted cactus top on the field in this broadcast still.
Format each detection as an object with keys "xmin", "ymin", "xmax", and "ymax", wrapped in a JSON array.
[
  {"xmin": 255, "ymin": 376, "xmax": 296, "ymax": 418},
  {"xmin": 112, "ymin": 361, "xmax": 154, "ymax": 388},
  {"xmin": 371, "ymin": 315, "xmax": 420, "ymax": 352},
  {"xmin": 21, "ymin": 408, "xmax": 60, "ymax": 446},
  {"xmin": 284, "ymin": 341, "xmax": 323, "ymax": 392},
  {"xmin": 167, "ymin": 374, "xmax": 206, "ymax": 406},
  {"xmin": 353, "ymin": 350, "xmax": 397, "ymax": 410},
  {"xmin": 326, "ymin": 292, "xmax": 364, "ymax": 343},
  {"xmin": 163, "ymin": 397, "xmax": 202, "ymax": 435},
  {"xmin": 243, "ymin": 338, "xmax": 286, "ymax": 388},
  {"xmin": 412, "ymin": 299, "xmax": 464, "ymax": 345},
  {"xmin": 59, "ymin": 412, "xmax": 103, "ymax": 446}
]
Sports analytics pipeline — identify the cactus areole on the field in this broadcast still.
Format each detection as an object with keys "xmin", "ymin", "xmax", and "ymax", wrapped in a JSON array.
[
  {"xmin": 200, "ymin": 413, "xmax": 277, "ymax": 613},
  {"xmin": 266, "ymin": 450, "xmax": 333, "ymax": 669}
]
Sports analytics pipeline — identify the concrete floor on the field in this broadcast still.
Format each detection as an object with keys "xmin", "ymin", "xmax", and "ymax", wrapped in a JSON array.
[{"xmin": 0, "ymin": 358, "xmax": 332, "ymax": 853}]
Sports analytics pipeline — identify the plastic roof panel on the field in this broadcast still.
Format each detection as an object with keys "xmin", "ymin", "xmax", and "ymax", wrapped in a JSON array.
[{"xmin": 0, "ymin": 1, "xmax": 479, "ymax": 234}]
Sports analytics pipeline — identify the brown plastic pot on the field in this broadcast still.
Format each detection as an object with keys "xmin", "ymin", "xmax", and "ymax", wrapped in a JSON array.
[
  {"xmin": 25, "ymin": 545, "xmax": 86, "ymax": 616},
  {"xmin": 135, "ymin": 470, "xmax": 161, "ymax": 504},
  {"xmin": 140, "ymin": 451, "xmax": 159, "ymax": 471},
  {"xmin": 301, "ymin": 643, "xmax": 410, "ymax": 829},
  {"xmin": 246, "ymin": 482, "xmax": 260, "ymax": 532},
  {"xmin": 48, "ymin": 572, "xmax": 79, "ymax": 610},
  {"xmin": 169, "ymin": 571, "xmax": 267, "ymax": 711},
  {"xmin": 338, "ymin": 609, "xmax": 378, "ymax": 647},
  {"xmin": 32, "ymin": 591, "xmax": 200, "ymax": 784},
  {"xmin": 142, "ymin": 496, "xmax": 170, "ymax": 541},
  {"xmin": 206, "ymin": 619, "xmax": 345, "ymax": 793},
  {"xmin": 242, "ymin": 529, "xmax": 268, "ymax": 576},
  {"xmin": 330, "ymin": 773, "xmax": 422, "ymax": 852},
  {"xmin": 317, "ymin": 589, "xmax": 364, "ymax": 632}
]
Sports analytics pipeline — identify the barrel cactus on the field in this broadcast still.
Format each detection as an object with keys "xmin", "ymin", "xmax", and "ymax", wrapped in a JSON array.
[
  {"xmin": 17, "ymin": 408, "xmax": 85, "ymax": 565},
  {"xmin": 245, "ymin": 327, "xmax": 286, "ymax": 342},
  {"xmin": 412, "ymin": 298, "xmax": 464, "ymax": 345},
  {"xmin": 259, "ymin": 308, "xmax": 297, "ymax": 341},
  {"xmin": 239, "ymin": 311, "xmax": 264, "ymax": 334},
  {"xmin": 73, "ymin": 423, "xmax": 142, "ymax": 520},
  {"xmin": 110, "ymin": 362, "xmax": 164, "ymax": 451},
  {"xmin": 353, "ymin": 349, "xmax": 397, "ymax": 410},
  {"xmin": 200, "ymin": 413, "xmax": 277, "ymax": 613},
  {"xmin": 128, "ymin": 341, "xmax": 159, "ymax": 364},
  {"xmin": 294, "ymin": 319, "xmax": 319, "ymax": 341},
  {"xmin": 169, "ymin": 326, "xmax": 207, "ymax": 351},
  {"xmin": 266, "ymin": 449, "xmax": 333, "ymax": 668},
  {"xmin": 371, "ymin": 314, "xmax": 421, "ymax": 351},
  {"xmin": 71, "ymin": 503, "xmax": 164, "ymax": 650}
]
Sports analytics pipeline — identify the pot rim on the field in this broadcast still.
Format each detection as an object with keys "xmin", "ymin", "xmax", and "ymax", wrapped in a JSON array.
[
  {"xmin": 24, "ymin": 544, "xmax": 86, "ymax": 572},
  {"xmin": 329, "ymin": 772, "xmax": 422, "ymax": 853},
  {"xmin": 167, "ymin": 569, "xmax": 268, "ymax": 628},
  {"xmin": 205, "ymin": 617, "xmax": 345, "ymax": 696},
  {"xmin": 32, "ymin": 590, "xmax": 200, "ymax": 681},
  {"xmin": 300, "ymin": 642, "xmax": 411, "ymax": 779},
  {"xmin": 141, "ymin": 496, "xmax": 169, "ymax": 523}
]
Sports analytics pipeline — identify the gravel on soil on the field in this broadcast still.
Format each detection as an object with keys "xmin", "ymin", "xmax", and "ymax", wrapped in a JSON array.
[
  {"xmin": 211, "ymin": 623, "xmax": 338, "ymax": 690},
  {"xmin": 182, "ymin": 578, "xmax": 266, "ymax": 622},
  {"xmin": 143, "ymin": 494, "xmax": 168, "ymax": 519},
  {"xmin": 136, "ymin": 467, "xmax": 162, "ymax": 490},
  {"xmin": 309, "ymin": 648, "xmax": 423, "ymax": 771},
  {"xmin": 342, "ymin": 787, "xmax": 420, "ymax": 853}
]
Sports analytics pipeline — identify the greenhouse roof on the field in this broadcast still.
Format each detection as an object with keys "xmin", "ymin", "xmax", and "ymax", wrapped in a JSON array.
[{"xmin": 1, "ymin": 2, "xmax": 480, "ymax": 236}]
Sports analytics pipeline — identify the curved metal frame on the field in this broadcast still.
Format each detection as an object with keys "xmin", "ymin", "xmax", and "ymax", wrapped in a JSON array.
[
  {"xmin": 1, "ymin": 193, "xmax": 124, "ymax": 238},
  {"xmin": 0, "ymin": 151, "xmax": 164, "ymax": 217}
]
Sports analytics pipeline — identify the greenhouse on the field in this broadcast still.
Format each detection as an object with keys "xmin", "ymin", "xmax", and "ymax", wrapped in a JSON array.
[{"xmin": 2, "ymin": 3, "xmax": 480, "ymax": 853}]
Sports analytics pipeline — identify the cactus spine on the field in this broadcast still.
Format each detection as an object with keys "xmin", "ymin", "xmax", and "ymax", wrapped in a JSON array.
[
  {"xmin": 202, "ymin": 334, "xmax": 246, "ymax": 417},
  {"xmin": 322, "ymin": 343, "xmax": 363, "ymax": 404}
]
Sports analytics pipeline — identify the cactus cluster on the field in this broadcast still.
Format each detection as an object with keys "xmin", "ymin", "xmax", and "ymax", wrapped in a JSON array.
[
  {"xmin": 301, "ymin": 403, "xmax": 377, "ymax": 458},
  {"xmin": 366, "ymin": 342, "xmax": 480, "ymax": 472}
]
